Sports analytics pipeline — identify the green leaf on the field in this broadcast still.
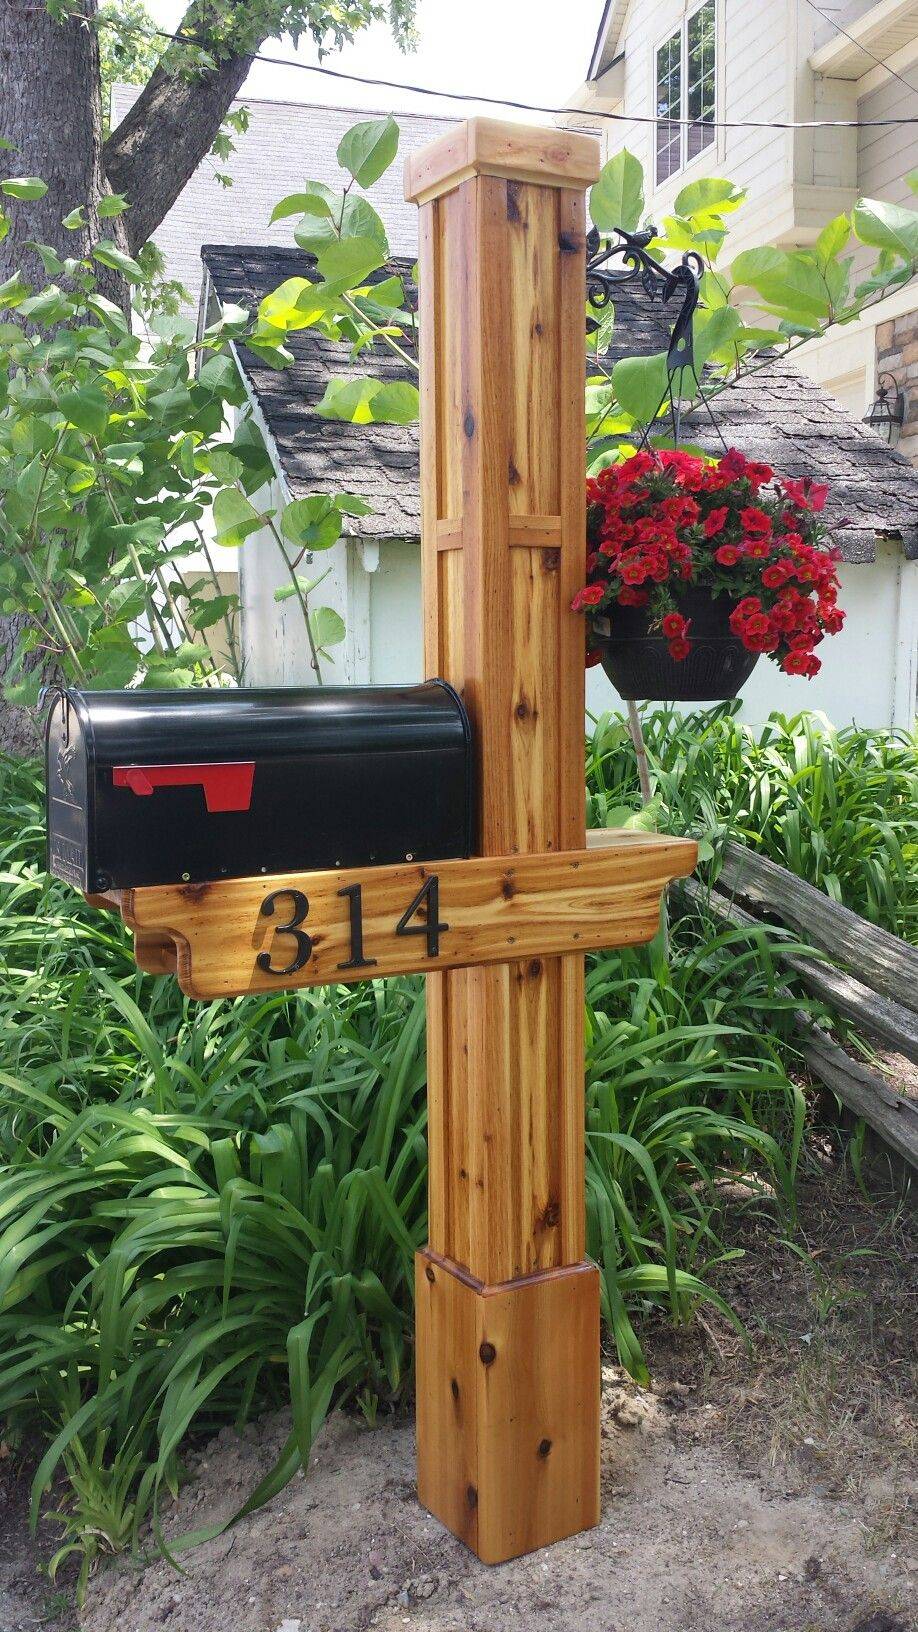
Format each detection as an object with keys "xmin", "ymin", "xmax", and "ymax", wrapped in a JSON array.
[
  {"xmin": 59, "ymin": 384, "xmax": 109, "ymax": 440},
  {"xmin": 365, "ymin": 381, "xmax": 419, "ymax": 424},
  {"xmin": 92, "ymin": 240, "xmax": 145, "ymax": 283},
  {"xmin": 611, "ymin": 353, "xmax": 670, "ymax": 423},
  {"xmin": 335, "ymin": 492, "xmax": 372, "ymax": 516},
  {"xmin": 366, "ymin": 274, "xmax": 404, "ymax": 309},
  {"xmin": 61, "ymin": 206, "xmax": 86, "ymax": 231},
  {"xmin": 98, "ymin": 194, "xmax": 130, "ymax": 219},
  {"xmin": 269, "ymin": 184, "xmax": 337, "ymax": 225},
  {"xmin": 813, "ymin": 213, "xmax": 850, "ymax": 268},
  {"xmin": 673, "ymin": 177, "xmax": 744, "ymax": 221},
  {"xmin": 212, "ymin": 487, "xmax": 263, "ymax": 548},
  {"xmin": 336, "ymin": 117, "xmax": 399, "ymax": 189},
  {"xmin": 0, "ymin": 210, "xmax": 8, "ymax": 244},
  {"xmin": 258, "ymin": 277, "xmax": 329, "ymax": 333},
  {"xmin": 315, "ymin": 236, "xmax": 384, "ymax": 294},
  {"xmin": 17, "ymin": 285, "xmax": 73, "ymax": 325},
  {"xmin": 309, "ymin": 605, "xmax": 346, "ymax": 651},
  {"xmin": 281, "ymin": 496, "xmax": 342, "ymax": 551},
  {"xmin": 1, "ymin": 177, "xmax": 47, "ymax": 200},
  {"xmin": 852, "ymin": 197, "xmax": 918, "ymax": 263},
  {"xmin": 314, "ymin": 377, "xmax": 419, "ymax": 425},
  {"xmin": 292, "ymin": 195, "xmax": 390, "ymax": 261},
  {"xmin": 202, "ymin": 449, "xmax": 245, "ymax": 484},
  {"xmin": 190, "ymin": 594, "xmax": 236, "ymax": 631},
  {"xmin": 730, "ymin": 247, "xmax": 830, "ymax": 320},
  {"xmin": 590, "ymin": 150, "xmax": 644, "ymax": 233},
  {"xmin": 0, "ymin": 271, "xmax": 29, "ymax": 310},
  {"xmin": 693, "ymin": 305, "xmax": 741, "ymax": 367}
]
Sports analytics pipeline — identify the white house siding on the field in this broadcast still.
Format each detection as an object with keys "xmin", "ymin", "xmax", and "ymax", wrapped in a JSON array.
[
  {"xmin": 857, "ymin": 75, "xmax": 918, "ymax": 211},
  {"xmin": 592, "ymin": 0, "xmax": 793, "ymax": 257},
  {"xmin": 794, "ymin": 72, "xmax": 918, "ymax": 438}
]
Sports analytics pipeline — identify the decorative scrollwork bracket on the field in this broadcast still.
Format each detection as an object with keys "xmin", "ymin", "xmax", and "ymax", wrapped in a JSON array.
[{"xmin": 586, "ymin": 225, "xmax": 703, "ymax": 375}]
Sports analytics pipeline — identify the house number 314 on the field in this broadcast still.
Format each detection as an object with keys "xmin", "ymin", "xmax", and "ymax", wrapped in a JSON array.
[{"xmin": 256, "ymin": 876, "xmax": 449, "ymax": 977}]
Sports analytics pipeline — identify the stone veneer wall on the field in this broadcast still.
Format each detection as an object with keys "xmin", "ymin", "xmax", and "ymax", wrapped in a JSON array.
[{"xmin": 875, "ymin": 311, "xmax": 918, "ymax": 467}]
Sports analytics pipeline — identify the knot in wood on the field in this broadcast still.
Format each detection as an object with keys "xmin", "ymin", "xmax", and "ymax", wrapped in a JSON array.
[
  {"xmin": 538, "ymin": 1438, "xmax": 552, "ymax": 1459},
  {"xmin": 463, "ymin": 407, "xmax": 476, "ymax": 440},
  {"xmin": 466, "ymin": 1484, "xmax": 478, "ymax": 1509},
  {"xmin": 424, "ymin": 1264, "xmax": 435, "ymax": 1284},
  {"xmin": 451, "ymin": 1377, "xmax": 460, "ymax": 1400},
  {"xmin": 478, "ymin": 1341, "xmax": 497, "ymax": 1366}
]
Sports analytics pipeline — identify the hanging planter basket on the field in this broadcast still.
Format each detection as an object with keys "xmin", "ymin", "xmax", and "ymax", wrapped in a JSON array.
[{"xmin": 591, "ymin": 584, "xmax": 760, "ymax": 702}]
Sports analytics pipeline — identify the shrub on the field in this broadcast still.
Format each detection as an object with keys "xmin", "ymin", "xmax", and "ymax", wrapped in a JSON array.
[
  {"xmin": 587, "ymin": 706, "xmax": 918, "ymax": 941},
  {"xmin": 0, "ymin": 751, "xmax": 805, "ymax": 1583}
]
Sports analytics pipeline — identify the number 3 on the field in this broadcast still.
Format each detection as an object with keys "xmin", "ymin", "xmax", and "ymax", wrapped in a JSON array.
[{"xmin": 257, "ymin": 889, "xmax": 313, "ymax": 975}]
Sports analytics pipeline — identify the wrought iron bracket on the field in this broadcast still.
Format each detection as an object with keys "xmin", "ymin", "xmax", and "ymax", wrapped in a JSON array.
[{"xmin": 586, "ymin": 225, "xmax": 703, "ymax": 375}]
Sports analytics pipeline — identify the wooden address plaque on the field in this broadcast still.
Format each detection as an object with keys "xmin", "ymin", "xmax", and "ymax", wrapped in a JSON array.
[{"xmin": 101, "ymin": 829, "xmax": 697, "ymax": 1000}]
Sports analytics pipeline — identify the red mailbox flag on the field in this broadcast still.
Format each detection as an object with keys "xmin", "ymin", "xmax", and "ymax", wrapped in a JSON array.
[{"xmin": 112, "ymin": 762, "xmax": 255, "ymax": 813}]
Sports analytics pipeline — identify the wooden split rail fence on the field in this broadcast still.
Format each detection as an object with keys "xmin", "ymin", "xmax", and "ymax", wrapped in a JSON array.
[{"xmin": 675, "ymin": 839, "xmax": 918, "ymax": 1172}]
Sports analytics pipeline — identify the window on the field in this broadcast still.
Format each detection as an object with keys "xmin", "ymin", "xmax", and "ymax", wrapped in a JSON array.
[{"xmin": 655, "ymin": 1, "xmax": 716, "ymax": 187}]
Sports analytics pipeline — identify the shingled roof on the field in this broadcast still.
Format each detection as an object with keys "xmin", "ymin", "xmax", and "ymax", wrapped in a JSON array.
[{"xmin": 201, "ymin": 243, "xmax": 918, "ymax": 564}]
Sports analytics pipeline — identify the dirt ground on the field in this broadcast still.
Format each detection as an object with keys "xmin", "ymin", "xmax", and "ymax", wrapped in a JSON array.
[{"xmin": 3, "ymin": 1153, "xmax": 915, "ymax": 1632}]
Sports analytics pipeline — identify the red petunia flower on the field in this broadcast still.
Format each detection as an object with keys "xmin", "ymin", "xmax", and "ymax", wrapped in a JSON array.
[
  {"xmin": 667, "ymin": 636, "xmax": 692, "ymax": 661},
  {"xmin": 703, "ymin": 506, "xmax": 729, "ymax": 538},
  {"xmin": 739, "ymin": 506, "xmax": 772, "ymax": 537},
  {"xmin": 714, "ymin": 544, "xmax": 741, "ymax": 566},
  {"xmin": 661, "ymin": 611, "xmax": 690, "ymax": 639}
]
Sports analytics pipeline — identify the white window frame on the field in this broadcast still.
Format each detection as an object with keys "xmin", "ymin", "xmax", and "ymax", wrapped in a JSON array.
[{"xmin": 653, "ymin": 0, "xmax": 717, "ymax": 190}]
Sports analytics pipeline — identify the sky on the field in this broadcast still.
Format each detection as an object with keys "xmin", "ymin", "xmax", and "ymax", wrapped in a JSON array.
[{"xmin": 146, "ymin": 0, "xmax": 601, "ymax": 120}]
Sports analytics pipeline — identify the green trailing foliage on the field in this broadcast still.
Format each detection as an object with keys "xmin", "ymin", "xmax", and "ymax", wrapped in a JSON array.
[
  {"xmin": 587, "ymin": 705, "xmax": 918, "ymax": 941},
  {"xmin": 0, "ymin": 752, "xmax": 804, "ymax": 1588},
  {"xmin": 585, "ymin": 154, "xmax": 918, "ymax": 462}
]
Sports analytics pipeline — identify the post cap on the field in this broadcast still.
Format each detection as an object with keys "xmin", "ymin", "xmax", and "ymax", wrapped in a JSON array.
[{"xmin": 404, "ymin": 117, "xmax": 601, "ymax": 205}]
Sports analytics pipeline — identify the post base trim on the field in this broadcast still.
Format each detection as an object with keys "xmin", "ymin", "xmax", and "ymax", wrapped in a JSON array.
[{"xmin": 415, "ymin": 1249, "xmax": 600, "ymax": 1564}]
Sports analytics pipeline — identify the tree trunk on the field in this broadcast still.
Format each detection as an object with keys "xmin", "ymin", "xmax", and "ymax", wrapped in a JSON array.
[
  {"xmin": 0, "ymin": 0, "xmax": 114, "ymax": 754},
  {"xmin": 105, "ymin": 36, "xmax": 254, "ymax": 256},
  {"xmin": 0, "ymin": 0, "xmax": 110, "ymax": 293}
]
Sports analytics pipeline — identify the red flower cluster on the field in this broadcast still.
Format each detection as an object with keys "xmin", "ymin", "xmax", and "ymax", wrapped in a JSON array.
[{"xmin": 574, "ymin": 448, "xmax": 844, "ymax": 678}]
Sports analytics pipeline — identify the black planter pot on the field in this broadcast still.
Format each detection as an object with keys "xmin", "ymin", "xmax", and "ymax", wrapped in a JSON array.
[{"xmin": 592, "ymin": 584, "xmax": 760, "ymax": 703}]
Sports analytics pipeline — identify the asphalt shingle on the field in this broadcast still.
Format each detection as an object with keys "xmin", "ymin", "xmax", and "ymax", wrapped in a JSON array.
[{"xmin": 202, "ymin": 243, "xmax": 918, "ymax": 565}]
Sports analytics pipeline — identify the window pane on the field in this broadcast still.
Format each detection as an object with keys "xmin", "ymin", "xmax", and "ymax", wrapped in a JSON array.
[
  {"xmin": 686, "ymin": 2, "xmax": 715, "ymax": 162},
  {"xmin": 655, "ymin": 30, "xmax": 682, "ymax": 185}
]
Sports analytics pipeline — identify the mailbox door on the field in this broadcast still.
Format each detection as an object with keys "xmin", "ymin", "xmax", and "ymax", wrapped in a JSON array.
[{"xmin": 46, "ymin": 694, "xmax": 90, "ymax": 890}]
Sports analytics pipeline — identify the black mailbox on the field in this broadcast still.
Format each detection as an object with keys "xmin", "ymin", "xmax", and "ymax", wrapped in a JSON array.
[{"xmin": 45, "ymin": 682, "xmax": 473, "ymax": 892}]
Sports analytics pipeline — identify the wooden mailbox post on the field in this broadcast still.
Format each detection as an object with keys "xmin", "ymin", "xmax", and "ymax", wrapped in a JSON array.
[
  {"xmin": 405, "ymin": 119, "xmax": 608, "ymax": 1561},
  {"xmin": 67, "ymin": 118, "xmax": 696, "ymax": 1566}
]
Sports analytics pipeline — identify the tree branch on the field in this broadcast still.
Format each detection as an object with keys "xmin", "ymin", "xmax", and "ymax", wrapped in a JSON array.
[{"xmin": 103, "ymin": 4, "xmax": 255, "ymax": 254}]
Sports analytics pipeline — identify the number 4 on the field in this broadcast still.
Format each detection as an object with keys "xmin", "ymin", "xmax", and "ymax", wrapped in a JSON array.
[{"xmin": 395, "ymin": 874, "xmax": 448, "ymax": 958}]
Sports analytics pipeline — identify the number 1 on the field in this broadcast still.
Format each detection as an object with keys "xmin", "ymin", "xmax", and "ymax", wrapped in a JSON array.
[{"xmin": 337, "ymin": 883, "xmax": 377, "ymax": 971}]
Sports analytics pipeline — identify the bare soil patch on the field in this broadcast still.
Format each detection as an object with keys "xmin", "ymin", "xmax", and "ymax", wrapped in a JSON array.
[{"xmin": 9, "ymin": 1155, "xmax": 916, "ymax": 1632}]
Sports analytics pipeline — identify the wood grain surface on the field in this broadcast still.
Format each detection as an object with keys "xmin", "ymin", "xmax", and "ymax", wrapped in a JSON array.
[{"xmin": 110, "ymin": 829, "xmax": 696, "ymax": 1000}]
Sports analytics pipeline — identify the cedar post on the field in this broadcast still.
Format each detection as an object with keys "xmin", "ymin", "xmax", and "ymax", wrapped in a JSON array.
[{"xmin": 405, "ymin": 119, "xmax": 603, "ymax": 1561}]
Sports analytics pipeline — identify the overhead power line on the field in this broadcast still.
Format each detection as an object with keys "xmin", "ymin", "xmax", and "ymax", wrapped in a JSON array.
[{"xmin": 103, "ymin": 19, "xmax": 918, "ymax": 129}]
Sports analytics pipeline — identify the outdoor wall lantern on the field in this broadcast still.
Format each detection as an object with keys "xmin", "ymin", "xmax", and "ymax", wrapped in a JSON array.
[{"xmin": 863, "ymin": 371, "xmax": 905, "ymax": 444}]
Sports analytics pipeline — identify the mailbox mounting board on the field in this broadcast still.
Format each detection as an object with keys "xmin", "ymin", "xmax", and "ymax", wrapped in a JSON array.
[{"xmin": 94, "ymin": 829, "xmax": 697, "ymax": 999}]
